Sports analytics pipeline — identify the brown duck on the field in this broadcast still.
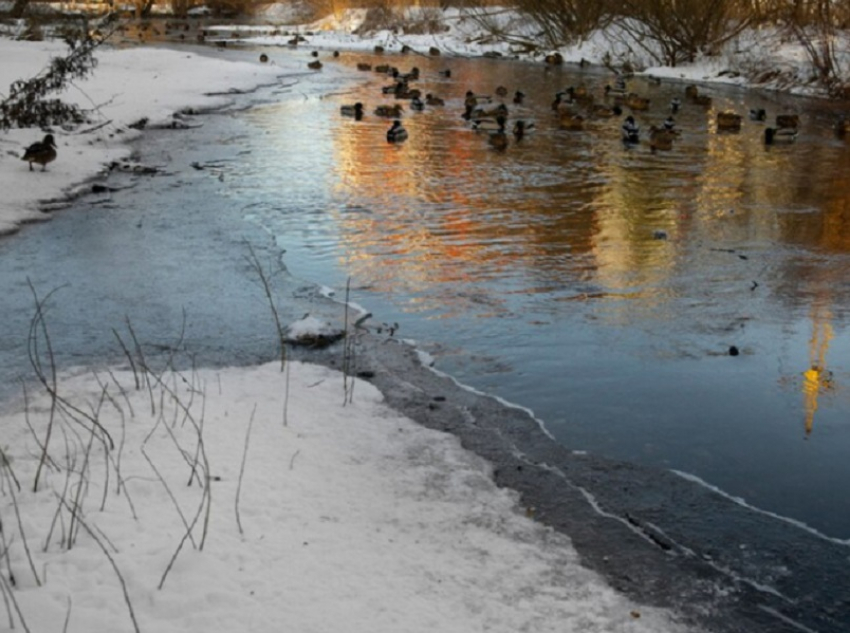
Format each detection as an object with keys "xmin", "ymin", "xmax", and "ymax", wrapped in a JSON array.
[{"xmin": 22, "ymin": 134, "xmax": 57, "ymax": 171}]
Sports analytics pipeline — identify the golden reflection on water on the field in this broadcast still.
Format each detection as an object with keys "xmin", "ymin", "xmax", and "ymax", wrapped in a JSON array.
[{"xmin": 306, "ymin": 58, "xmax": 850, "ymax": 427}]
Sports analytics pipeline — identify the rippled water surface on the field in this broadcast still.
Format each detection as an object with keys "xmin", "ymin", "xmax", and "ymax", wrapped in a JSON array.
[
  {"xmin": 230, "ymin": 52, "xmax": 850, "ymax": 538},
  {"xmin": 3, "ymin": 46, "xmax": 850, "ymax": 540}
]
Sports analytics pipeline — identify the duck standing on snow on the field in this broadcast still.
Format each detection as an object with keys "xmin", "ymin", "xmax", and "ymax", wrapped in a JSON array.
[
  {"xmin": 386, "ymin": 119, "xmax": 408, "ymax": 143},
  {"xmin": 22, "ymin": 134, "xmax": 57, "ymax": 171}
]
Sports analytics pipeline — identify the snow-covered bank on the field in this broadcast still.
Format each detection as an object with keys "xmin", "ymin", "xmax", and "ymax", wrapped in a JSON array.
[
  {"xmin": 222, "ymin": 5, "xmax": 850, "ymax": 98},
  {"xmin": 0, "ymin": 38, "xmax": 292, "ymax": 235},
  {"xmin": 0, "ymin": 359, "xmax": 693, "ymax": 632}
]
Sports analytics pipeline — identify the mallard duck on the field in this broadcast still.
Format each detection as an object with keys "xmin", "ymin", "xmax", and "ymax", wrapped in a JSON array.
[
  {"xmin": 410, "ymin": 96, "xmax": 425, "ymax": 111},
  {"xmin": 622, "ymin": 115, "xmax": 639, "ymax": 144},
  {"xmin": 396, "ymin": 67, "xmax": 420, "ymax": 81},
  {"xmin": 22, "ymin": 134, "xmax": 57, "ymax": 171},
  {"xmin": 472, "ymin": 103, "xmax": 509, "ymax": 120},
  {"xmin": 394, "ymin": 86, "xmax": 421, "ymax": 100},
  {"xmin": 776, "ymin": 114, "xmax": 799, "ymax": 130},
  {"xmin": 340, "ymin": 102, "xmax": 364, "ymax": 119},
  {"xmin": 512, "ymin": 119, "xmax": 534, "ymax": 140},
  {"xmin": 487, "ymin": 116, "xmax": 508, "ymax": 150},
  {"xmin": 716, "ymin": 111, "xmax": 742, "ymax": 131},
  {"xmin": 649, "ymin": 126, "xmax": 675, "ymax": 151},
  {"xmin": 559, "ymin": 112, "xmax": 585, "ymax": 131},
  {"xmin": 375, "ymin": 104, "xmax": 404, "ymax": 117},
  {"xmin": 425, "ymin": 94, "xmax": 445, "ymax": 106},
  {"xmin": 590, "ymin": 103, "xmax": 622, "ymax": 118},
  {"xmin": 765, "ymin": 127, "xmax": 798, "ymax": 144},
  {"xmin": 472, "ymin": 116, "xmax": 506, "ymax": 132},
  {"xmin": 626, "ymin": 93, "xmax": 650, "ymax": 111},
  {"xmin": 566, "ymin": 85, "xmax": 594, "ymax": 105},
  {"xmin": 386, "ymin": 120, "xmax": 408, "ymax": 143},
  {"xmin": 749, "ymin": 108, "xmax": 767, "ymax": 121}
]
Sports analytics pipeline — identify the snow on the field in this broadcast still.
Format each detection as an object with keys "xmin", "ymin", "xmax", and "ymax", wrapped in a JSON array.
[
  {"xmin": 2, "ymin": 6, "xmax": 829, "ymax": 628},
  {"xmin": 0, "ymin": 39, "xmax": 292, "ymax": 235},
  {"xmin": 1, "ymin": 359, "xmax": 693, "ymax": 632}
]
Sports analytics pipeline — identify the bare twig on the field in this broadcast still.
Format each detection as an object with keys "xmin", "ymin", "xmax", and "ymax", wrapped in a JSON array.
[{"xmin": 235, "ymin": 405, "xmax": 256, "ymax": 537}]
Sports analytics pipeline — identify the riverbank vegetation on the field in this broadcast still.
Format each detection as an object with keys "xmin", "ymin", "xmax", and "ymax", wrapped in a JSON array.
[{"xmin": 3, "ymin": 0, "xmax": 850, "ymax": 98}]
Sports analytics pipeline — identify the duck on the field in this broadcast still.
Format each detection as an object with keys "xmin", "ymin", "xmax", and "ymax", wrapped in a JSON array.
[
  {"xmin": 386, "ymin": 120, "xmax": 408, "ymax": 143},
  {"xmin": 716, "ymin": 111, "xmax": 743, "ymax": 131},
  {"xmin": 374, "ymin": 104, "xmax": 404, "ymax": 117},
  {"xmin": 357, "ymin": 62, "xmax": 372, "ymax": 71},
  {"xmin": 410, "ymin": 96, "xmax": 425, "ymax": 111},
  {"xmin": 487, "ymin": 116, "xmax": 509, "ymax": 150},
  {"xmin": 558, "ymin": 111, "xmax": 585, "ymax": 131},
  {"xmin": 394, "ymin": 86, "xmax": 421, "ymax": 100},
  {"xmin": 566, "ymin": 85, "xmax": 594, "ymax": 106},
  {"xmin": 626, "ymin": 93, "xmax": 650, "ymax": 111},
  {"xmin": 764, "ymin": 127, "xmax": 798, "ymax": 144},
  {"xmin": 775, "ymin": 114, "xmax": 800, "ymax": 129},
  {"xmin": 662, "ymin": 116, "xmax": 677, "ymax": 132},
  {"xmin": 670, "ymin": 97, "xmax": 682, "ymax": 113},
  {"xmin": 307, "ymin": 60, "xmax": 322, "ymax": 70},
  {"xmin": 396, "ymin": 67, "xmax": 420, "ymax": 81},
  {"xmin": 649, "ymin": 126, "xmax": 675, "ymax": 151},
  {"xmin": 749, "ymin": 108, "xmax": 767, "ymax": 121},
  {"xmin": 622, "ymin": 115, "xmax": 640, "ymax": 144},
  {"xmin": 512, "ymin": 119, "xmax": 535, "ymax": 140},
  {"xmin": 590, "ymin": 103, "xmax": 622, "ymax": 118},
  {"xmin": 472, "ymin": 116, "xmax": 507, "ymax": 132},
  {"xmin": 513, "ymin": 90, "xmax": 525, "ymax": 105},
  {"xmin": 374, "ymin": 64, "xmax": 391, "ymax": 73},
  {"xmin": 22, "ymin": 134, "xmax": 57, "ymax": 171},
  {"xmin": 425, "ymin": 94, "xmax": 445, "ymax": 106},
  {"xmin": 340, "ymin": 102, "xmax": 364, "ymax": 120},
  {"xmin": 471, "ymin": 103, "xmax": 509, "ymax": 120}
]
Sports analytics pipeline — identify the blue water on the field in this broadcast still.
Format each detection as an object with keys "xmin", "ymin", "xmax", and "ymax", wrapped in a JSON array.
[{"xmin": 1, "ymin": 44, "xmax": 849, "ymax": 547}]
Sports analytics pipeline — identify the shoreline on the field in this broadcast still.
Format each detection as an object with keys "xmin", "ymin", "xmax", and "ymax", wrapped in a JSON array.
[{"xmin": 1, "ymin": 32, "xmax": 849, "ymax": 632}]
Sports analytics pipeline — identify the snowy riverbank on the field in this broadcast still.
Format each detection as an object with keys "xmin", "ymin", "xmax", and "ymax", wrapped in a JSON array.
[{"xmin": 0, "ymin": 32, "xmax": 699, "ymax": 633}]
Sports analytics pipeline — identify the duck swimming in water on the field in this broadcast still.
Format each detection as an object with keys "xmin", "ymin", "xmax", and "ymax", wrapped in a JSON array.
[
  {"xmin": 386, "ymin": 119, "xmax": 408, "ymax": 143},
  {"xmin": 764, "ymin": 126, "xmax": 798, "ymax": 144},
  {"xmin": 22, "ymin": 134, "xmax": 57, "ymax": 171},
  {"xmin": 622, "ymin": 115, "xmax": 640, "ymax": 144},
  {"xmin": 340, "ymin": 102, "xmax": 364, "ymax": 120}
]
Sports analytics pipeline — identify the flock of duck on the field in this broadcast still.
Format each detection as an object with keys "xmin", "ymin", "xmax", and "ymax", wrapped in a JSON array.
[{"xmin": 336, "ymin": 60, "xmax": 848, "ymax": 152}]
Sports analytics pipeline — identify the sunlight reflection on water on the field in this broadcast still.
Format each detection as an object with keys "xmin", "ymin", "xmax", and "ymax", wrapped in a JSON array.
[{"xmin": 231, "ymin": 53, "xmax": 850, "ymax": 536}]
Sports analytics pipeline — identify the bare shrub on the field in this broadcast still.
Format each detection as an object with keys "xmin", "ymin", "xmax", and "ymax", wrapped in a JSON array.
[{"xmin": 614, "ymin": 0, "xmax": 756, "ymax": 66}]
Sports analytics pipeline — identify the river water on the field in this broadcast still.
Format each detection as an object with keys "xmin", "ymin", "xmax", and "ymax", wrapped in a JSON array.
[{"xmin": 1, "ymin": 42, "xmax": 849, "ymax": 629}]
